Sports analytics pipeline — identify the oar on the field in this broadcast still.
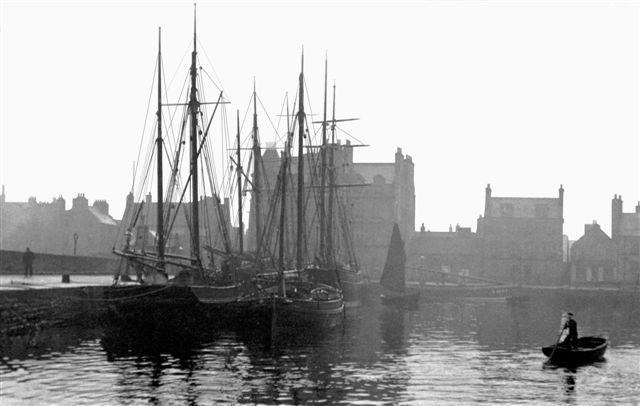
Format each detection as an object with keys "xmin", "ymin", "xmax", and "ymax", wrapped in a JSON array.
[{"xmin": 548, "ymin": 327, "xmax": 566, "ymax": 361}]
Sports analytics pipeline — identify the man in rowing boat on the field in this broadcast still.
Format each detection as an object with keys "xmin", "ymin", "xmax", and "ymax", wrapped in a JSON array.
[{"xmin": 560, "ymin": 312, "xmax": 578, "ymax": 349}]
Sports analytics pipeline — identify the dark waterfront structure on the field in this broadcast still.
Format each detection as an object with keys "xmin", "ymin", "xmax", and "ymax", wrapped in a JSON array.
[
  {"xmin": 611, "ymin": 195, "xmax": 640, "ymax": 284},
  {"xmin": 476, "ymin": 184, "xmax": 565, "ymax": 285},
  {"xmin": 570, "ymin": 222, "xmax": 618, "ymax": 284},
  {"xmin": 0, "ymin": 188, "xmax": 119, "ymax": 258}
]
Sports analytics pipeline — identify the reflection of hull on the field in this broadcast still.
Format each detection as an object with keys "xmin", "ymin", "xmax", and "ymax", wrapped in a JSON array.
[
  {"xmin": 542, "ymin": 336, "xmax": 607, "ymax": 365},
  {"xmin": 380, "ymin": 290, "xmax": 420, "ymax": 308}
]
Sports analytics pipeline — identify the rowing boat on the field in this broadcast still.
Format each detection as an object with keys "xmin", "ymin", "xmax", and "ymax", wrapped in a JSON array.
[{"xmin": 542, "ymin": 336, "xmax": 608, "ymax": 364}]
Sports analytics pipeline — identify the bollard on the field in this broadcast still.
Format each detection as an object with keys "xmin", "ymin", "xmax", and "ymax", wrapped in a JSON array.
[{"xmin": 62, "ymin": 274, "xmax": 70, "ymax": 283}]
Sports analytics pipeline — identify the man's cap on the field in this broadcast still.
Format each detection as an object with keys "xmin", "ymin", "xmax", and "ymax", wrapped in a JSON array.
[{"xmin": 567, "ymin": 312, "xmax": 574, "ymax": 316}]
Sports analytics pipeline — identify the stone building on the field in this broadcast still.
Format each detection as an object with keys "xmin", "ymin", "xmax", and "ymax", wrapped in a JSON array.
[
  {"xmin": 406, "ymin": 223, "xmax": 480, "ymax": 284},
  {"xmin": 244, "ymin": 142, "xmax": 415, "ymax": 279},
  {"xmin": 118, "ymin": 192, "xmax": 233, "ymax": 263},
  {"xmin": 0, "ymin": 188, "xmax": 119, "ymax": 257},
  {"xmin": 570, "ymin": 222, "xmax": 617, "ymax": 284},
  {"xmin": 611, "ymin": 195, "xmax": 640, "ymax": 284},
  {"xmin": 477, "ymin": 184, "xmax": 565, "ymax": 285},
  {"xmin": 349, "ymin": 148, "xmax": 415, "ymax": 278}
]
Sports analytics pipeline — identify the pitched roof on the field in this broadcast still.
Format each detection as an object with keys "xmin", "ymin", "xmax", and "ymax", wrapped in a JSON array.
[
  {"xmin": 88, "ymin": 207, "xmax": 118, "ymax": 226},
  {"xmin": 572, "ymin": 224, "xmax": 615, "ymax": 248}
]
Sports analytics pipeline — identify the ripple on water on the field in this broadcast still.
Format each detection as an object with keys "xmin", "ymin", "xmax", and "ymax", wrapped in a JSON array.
[{"xmin": 2, "ymin": 298, "xmax": 640, "ymax": 404}]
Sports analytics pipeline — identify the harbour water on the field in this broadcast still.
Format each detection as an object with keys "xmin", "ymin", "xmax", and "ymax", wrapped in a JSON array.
[{"xmin": 1, "ymin": 291, "xmax": 639, "ymax": 405}]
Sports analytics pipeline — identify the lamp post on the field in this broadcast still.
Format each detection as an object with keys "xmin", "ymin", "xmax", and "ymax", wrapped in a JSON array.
[{"xmin": 73, "ymin": 233, "xmax": 78, "ymax": 256}]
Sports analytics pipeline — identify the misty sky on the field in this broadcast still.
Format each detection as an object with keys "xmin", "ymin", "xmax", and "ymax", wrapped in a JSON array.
[{"xmin": 1, "ymin": 1, "xmax": 638, "ymax": 240}]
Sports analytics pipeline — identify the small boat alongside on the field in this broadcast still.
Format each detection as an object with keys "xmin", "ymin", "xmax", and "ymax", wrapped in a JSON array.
[
  {"xmin": 274, "ymin": 277, "xmax": 344, "ymax": 329},
  {"xmin": 542, "ymin": 336, "xmax": 608, "ymax": 365}
]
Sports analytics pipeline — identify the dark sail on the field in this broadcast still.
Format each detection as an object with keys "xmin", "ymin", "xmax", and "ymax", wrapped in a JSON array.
[{"xmin": 380, "ymin": 223, "xmax": 406, "ymax": 293}]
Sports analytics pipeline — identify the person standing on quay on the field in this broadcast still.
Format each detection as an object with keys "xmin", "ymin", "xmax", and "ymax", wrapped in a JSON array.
[{"xmin": 22, "ymin": 247, "xmax": 35, "ymax": 278}]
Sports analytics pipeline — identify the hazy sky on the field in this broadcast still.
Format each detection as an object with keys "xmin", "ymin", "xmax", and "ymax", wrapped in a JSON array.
[{"xmin": 1, "ymin": 1, "xmax": 638, "ymax": 240}]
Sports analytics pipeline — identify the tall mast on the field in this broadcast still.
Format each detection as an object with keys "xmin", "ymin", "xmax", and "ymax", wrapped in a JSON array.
[
  {"xmin": 251, "ymin": 78, "xmax": 262, "ymax": 258},
  {"xmin": 156, "ymin": 27, "xmax": 165, "ymax": 269},
  {"xmin": 279, "ymin": 96, "xmax": 290, "ymax": 272},
  {"xmin": 236, "ymin": 110, "xmax": 243, "ymax": 254},
  {"xmin": 296, "ymin": 50, "xmax": 305, "ymax": 269},
  {"xmin": 327, "ymin": 82, "xmax": 337, "ymax": 266},
  {"xmin": 319, "ymin": 53, "xmax": 328, "ymax": 263},
  {"xmin": 189, "ymin": 4, "xmax": 200, "ymax": 265}
]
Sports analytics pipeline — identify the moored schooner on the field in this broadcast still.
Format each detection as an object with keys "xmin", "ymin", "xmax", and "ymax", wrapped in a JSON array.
[
  {"xmin": 253, "ymin": 51, "xmax": 345, "ymax": 328},
  {"xmin": 105, "ymin": 7, "xmax": 267, "ymax": 319},
  {"xmin": 310, "ymin": 57, "xmax": 364, "ymax": 307},
  {"xmin": 105, "ymin": 7, "xmax": 344, "ymax": 330}
]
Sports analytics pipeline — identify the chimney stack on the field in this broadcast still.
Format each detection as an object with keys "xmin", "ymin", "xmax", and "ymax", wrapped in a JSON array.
[
  {"xmin": 612, "ymin": 194, "xmax": 623, "ymax": 239},
  {"xmin": 484, "ymin": 184, "xmax": 492, "ymax": 217},
  {"xmin": 93, "ymin": 200, "xmax": 109, "ymax": 216}
]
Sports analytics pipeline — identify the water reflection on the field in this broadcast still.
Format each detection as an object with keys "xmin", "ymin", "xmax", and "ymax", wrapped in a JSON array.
[
  {"xmin": 0, "ymin": 294, "xmax": 638, "ymax": 405},
  {"xmin": 380, "ymin": 306, "xmax": 406, "ymax": 350},
  {"xmin": 564, "ymin": 372, "xmax": 575, "ymax": 395}
]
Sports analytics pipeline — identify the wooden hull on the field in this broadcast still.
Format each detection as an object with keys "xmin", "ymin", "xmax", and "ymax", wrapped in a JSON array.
[
  {"xmin": 103, "ymin": 285, "xmax": 196, "ymax": 309},
  {"xmin": 104, "ymin": 279, "xmax": 344, "ymax": 330},
  {"xmin": 381, "ymin": 290, "xmax": 420, "ymax": 308},
  {"xmin": 103, "ymin": 283, "xmax": 258, "ymax": 322},
  {"xmin": 190, "ymin": 283, "xmax": 258, "ymax": 304},
  {"xmin": 103, "ymin": 284, "xmax": 200, "ymax": 324},
  {"xmin": 542, "ymin": 336, "xmax": 608, "ymax": 365},
  {"xmin": 339, "ymin": 269, "xmax": 363, "ymax": 308},
  {"xmin": 274, "ymin": 296, "xmax": 345, "ymax": 329},
  {"xmin": 306, "ymin": 267, "xmax": 363, "ymax": 307}
]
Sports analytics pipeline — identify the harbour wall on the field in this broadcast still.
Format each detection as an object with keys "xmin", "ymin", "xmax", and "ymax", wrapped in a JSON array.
[
  {"xmin": 0, "ymin": 286, "xmax": 106, "ymax": 336},
  {"xmin": 0, "ymin": 250, "xmax": 120, "ymax": 275}
]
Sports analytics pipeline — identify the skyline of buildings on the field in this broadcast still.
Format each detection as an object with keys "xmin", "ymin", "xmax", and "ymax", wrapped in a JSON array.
[{"xmin": 1, "ymin": 149, "xmax": 638, "ymax": 285}]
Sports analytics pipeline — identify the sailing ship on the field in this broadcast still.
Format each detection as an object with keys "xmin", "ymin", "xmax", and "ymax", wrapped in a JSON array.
[
  {"xmin": 299, "ymin": 56, "xmax": 364, "ymax": 308},
  {"xmin": 104, "ymin": 8, "xmax": 268, "ymax": 320},
  {"xmin": 257, "ymin": 52, "xmax": 345, "ymax": 328},
  {"xmin": 379, "ymin": 223, "xmax": 420, "ymax": 307},
  {"xmin": 106, "ymin": 7, "xmax": 343, "ymax": 329}
]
